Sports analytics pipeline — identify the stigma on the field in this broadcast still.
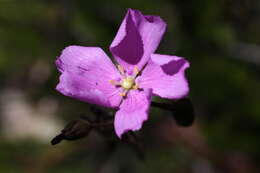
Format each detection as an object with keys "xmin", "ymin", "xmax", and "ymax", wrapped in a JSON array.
[
  {"xmin": 121, "ymin": 77, "xmax": 135, "ymax": 90},
  {"xmin": 108, "ymin": 65, "xmax": 140, "ymax": 97}
]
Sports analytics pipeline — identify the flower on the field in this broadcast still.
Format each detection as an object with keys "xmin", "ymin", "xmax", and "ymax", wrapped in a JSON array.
[{"xmin": 55, "ymin": 9, "xmax": 190, "ymax": 138}]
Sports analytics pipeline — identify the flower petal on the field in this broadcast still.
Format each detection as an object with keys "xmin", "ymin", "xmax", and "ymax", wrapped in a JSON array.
[
  {"xmin": 56, "ymin": 46, "xmax": 122, "ymax": 108},
  {"xmin": 114, "ymin": 89, "xmax": 152, "ymax": 138},
  {"xmin": 110, "ymin": 9, "xmax": 166, "ymax": 73},
  {"xmin": 137, "ymin": 54, "xmax": 190, "ymax": 99}
]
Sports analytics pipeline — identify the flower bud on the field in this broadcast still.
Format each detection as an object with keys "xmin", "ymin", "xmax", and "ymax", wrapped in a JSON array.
[
  {"xmin": 51, "ymin": 117, "xmax": 92, "ymax": 145},
  {"xmin": 151, "ymin": 98, "xmax": 195, "ymax": 126}
]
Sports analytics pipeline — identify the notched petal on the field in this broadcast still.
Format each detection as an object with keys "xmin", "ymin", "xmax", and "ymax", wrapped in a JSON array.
[
  {"xmin": 55, "ymin": 46, "xmax": 122, "ymax": 108},
  {"xmin": 110, "ymin": 9, "xmax": 167, "ymax": 73},
  {"xmin": 138, "ymin": 54, "xmax": 190, "ymax": 99},
  {"xmin": 114, "ymin": 89, "xmax": 152, "ymax": 138},
  {"xmin": 111, "ymin": 12, "xmax": 144, "ymax": 65}
]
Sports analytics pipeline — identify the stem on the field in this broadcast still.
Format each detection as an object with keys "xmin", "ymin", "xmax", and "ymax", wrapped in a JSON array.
[
  {"xmin": 151, "ymin": 101, "xmax": 175, "ymax": 111},
  {"xmin": 91, "ymin": 121, "xmax": 114, "ymax": 127}
]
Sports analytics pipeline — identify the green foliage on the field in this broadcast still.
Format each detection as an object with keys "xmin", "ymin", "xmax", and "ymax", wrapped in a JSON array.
[{"xmin": 0, "ymin": 0, "xmax": 260, "ymax": 172}]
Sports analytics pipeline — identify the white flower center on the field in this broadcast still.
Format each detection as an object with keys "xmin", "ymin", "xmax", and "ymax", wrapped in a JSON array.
[
  {"xmin": 121, "ymin": 77, "xmax": 135, "ymax": 90},
  {"xmin": 108, "ymin": 65, "xmax": 140, "ymax": 97}
]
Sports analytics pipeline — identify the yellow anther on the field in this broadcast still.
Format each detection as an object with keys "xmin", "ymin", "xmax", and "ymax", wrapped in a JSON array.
[
  {"xmin": 109, "ymin": 80, "xmax": 117, "ymax": 85},
  {"xmin": 132, "ymin": 84, "xmax": 139, "ymax": 90},
  {"xmin": 119, "ymin": 92, "xmax": 126, "ymax": 97},
  {"xmin": 133, "ymin": 66, "xmax": 139, "ymax": 76},
  {"xmin": 117, "ymin": 65, "xmax": 125, "ymax": 75}
]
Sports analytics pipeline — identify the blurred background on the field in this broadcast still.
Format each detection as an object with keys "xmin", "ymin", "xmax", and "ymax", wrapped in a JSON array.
[{"xmin": 1, "ymin": 0, "xmax": 260, "ymax": 172}]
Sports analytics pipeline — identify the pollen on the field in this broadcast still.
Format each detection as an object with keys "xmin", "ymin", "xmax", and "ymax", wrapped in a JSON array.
[
  {"xmin": 119, "ymin": 92, "xmax": 126, "ymax": 97},
  {"xmin": 132, "ymin": 84, "xmax": 139, "ymax": 90},
  {"xmin": 109, "ymin": 79, "xmax": 117, "ymax": 85},
  {"xmin": 117, "ymin": 65, "xmax": 125, "ymax": 75},
  {"xmin": 121, "ymin": 77, "xmax": 135, "ymax": 90},
  {"xmin": 133, "ymin": 66, "xmax": 139, "ymax": 76}
]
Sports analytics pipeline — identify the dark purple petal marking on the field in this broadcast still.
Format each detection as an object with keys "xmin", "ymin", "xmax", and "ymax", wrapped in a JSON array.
[
  {"xmin": 111, "ymin": 13, "xmax": 144, "ymax": 65},
  {"xmin": 161, "ymin": 59, "xmax": 187, "ymax": 75}
]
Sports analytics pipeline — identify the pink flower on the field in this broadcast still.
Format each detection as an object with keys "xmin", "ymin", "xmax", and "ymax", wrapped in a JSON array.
[{"xmin": 55, "ymin": 9, "xmax": 190, "ymax": 138}]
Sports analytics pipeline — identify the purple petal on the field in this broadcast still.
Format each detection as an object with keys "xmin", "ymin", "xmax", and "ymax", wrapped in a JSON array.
[
  {"xmin": 56, "ymin": 46, "xmax": 122, "ymax": 108},
  {"xmin": 137, "ymin": 54, "xmax": 190, "ymax": 99},
  {"xmin": 114, "ymin": 89, "xmax": 152, "ymax": 138},
  {"xmin": 110, "ymin": 9, "xmax": 166, "ymax": 73}
]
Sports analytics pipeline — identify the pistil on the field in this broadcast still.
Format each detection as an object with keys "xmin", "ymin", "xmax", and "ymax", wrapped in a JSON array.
[
  {"xmin": 121, "ymin": 77, "xmax": 135, "ymax": 90},
  {"xmin": 109, "ymin": 65, "xmax": 140, "ymax": 97}
]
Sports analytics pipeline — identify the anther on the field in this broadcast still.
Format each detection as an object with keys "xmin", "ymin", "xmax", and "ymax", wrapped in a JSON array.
[
  {"xmin": 119, "ymin": 92, "xmax": 126, "ymax": 97},
  {"xmin": 117, "ymin": 65, "xmax": 125, "ymax": 75},
  {"xmin": 133, "ymin": 66, "xmax": 139, "ymax": 76},
  {"xmin": 132, "ymin": 84, "xmax": 139, "ymax": 90},
  {"xmin": 109, "ymin": 80, "xmax": 117, "ymax": 85}
]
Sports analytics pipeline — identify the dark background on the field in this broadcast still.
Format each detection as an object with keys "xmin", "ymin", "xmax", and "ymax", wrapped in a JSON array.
[{"xmin": 0, "ymin": 0, "xmax": 260, "ymax": 172}]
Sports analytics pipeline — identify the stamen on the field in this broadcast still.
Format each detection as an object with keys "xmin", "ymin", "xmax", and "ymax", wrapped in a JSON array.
[
  {"xmin": 132, "ymin": 84, "xmax": 139, "ymax": 90},
  {"xmin": 117, "ymin": 65, "xmax": 125, "ymax": 75},
  {"xmin": 133, "ymin": 66, "xmax": 139, "ymax": 76},
  {"xmin": 119, "ymin": 92, "xmax": 126, "ymax": 97},
  {"xmin": 115, "ymin": 66, "xmax": 141, "ymax": 96},
  {"xmin": 109, "ymin": 80, "xmax": 117, "ymax": 85}
]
